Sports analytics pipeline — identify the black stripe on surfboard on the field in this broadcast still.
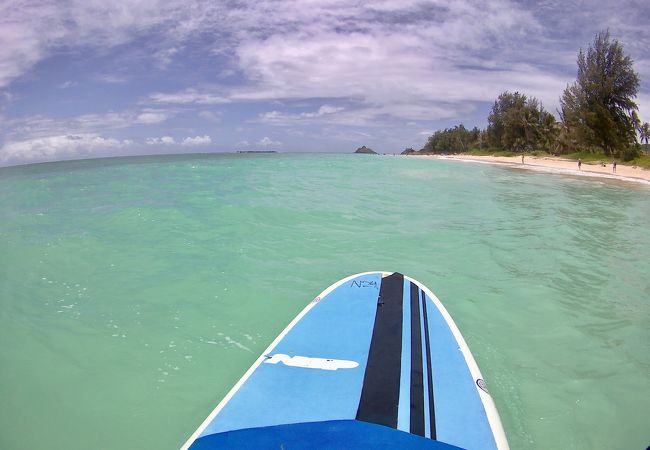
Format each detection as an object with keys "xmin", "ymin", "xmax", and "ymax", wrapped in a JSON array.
[
  {"xmin": 409, "ymin": 282, "xmax": 425, "ymax": 436},
  {"xmin": 356, "ymin": 272, "xmax": 404, "ymax": 428},
  {"xmin": 421, "ymin": 289, "xmax": 437, "ymax": 439}
]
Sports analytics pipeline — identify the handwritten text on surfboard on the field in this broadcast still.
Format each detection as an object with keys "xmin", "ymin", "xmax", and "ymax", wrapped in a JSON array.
[
  {"xmin": 350, "ymin": 280, "xmax": 378, "ymax": 289},
  {"xmin": 264, "ymin": 354, "xmax": 359, "ymax": 371}
]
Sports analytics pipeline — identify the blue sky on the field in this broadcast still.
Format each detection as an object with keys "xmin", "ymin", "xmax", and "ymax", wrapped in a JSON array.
[{"xmin": 1, "ymin": 0, "xmax": 649, "ymax": 166}]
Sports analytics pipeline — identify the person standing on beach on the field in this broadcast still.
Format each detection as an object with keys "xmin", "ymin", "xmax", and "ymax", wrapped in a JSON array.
[
  {"xmin": 521, "ymin": 154, "xmax": 525, "ymax": 164},
  {"xmin": 578, "ymin": 159, "xmax": 582, "ymax": 170},
  {"xmin": 613, "ymin": 161, "xmax": 617, "ymax": 173}
]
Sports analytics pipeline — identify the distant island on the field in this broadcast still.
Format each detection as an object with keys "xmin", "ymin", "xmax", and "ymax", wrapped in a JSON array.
[
  {"xmin": 237, "ymin": 150, "xmax": 278, "ymax": 154},
  {"xmin": 354, "ymin": 146, "xmax": 377, "ymax": 154}
]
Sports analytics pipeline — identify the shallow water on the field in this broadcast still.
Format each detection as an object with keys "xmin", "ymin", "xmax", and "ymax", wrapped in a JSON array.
[{"xmin": 0, "ymin": 153, "xmax": 648, "ymax": 449}]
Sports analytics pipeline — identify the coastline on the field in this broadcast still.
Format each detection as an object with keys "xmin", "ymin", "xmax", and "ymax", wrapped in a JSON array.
[{"xmin": 413, "ymin": 154, "xmax": 650, "ymax": 186}]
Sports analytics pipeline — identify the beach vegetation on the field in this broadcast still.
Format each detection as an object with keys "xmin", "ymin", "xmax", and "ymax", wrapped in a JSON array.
[
  {"xmin": 559, "ymin": 30, "xmax": 640, "ymax": 159},
  {"xmin": 421, "ymin": 125, "xmax": 481, "ymax": 153},
  {"xmin": 465, "ymin": 148, "xmax": 524, "ymax": 157},
  {"xmin": 487, "ymin": 91, "xmax": 557, "ymax": 152},
  {"xmin": 640, "ymin": 123, "xmax": 650, "ymax": 147},
  {"xmin": 415, "ymin": 30, "xmax": 645, "ymax": 165},
  {"xmin": 629, "ymin": 154, "xmax": 650, "ymax": 169}
]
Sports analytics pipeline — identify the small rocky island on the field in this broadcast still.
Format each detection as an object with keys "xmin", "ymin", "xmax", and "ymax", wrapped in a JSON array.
[{"xmin": 354, "ymin": 145, "xmax": 377, "ymax": 154}]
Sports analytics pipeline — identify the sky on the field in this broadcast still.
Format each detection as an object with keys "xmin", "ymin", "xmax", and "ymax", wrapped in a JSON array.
[{"xmin": 1, "ymin": 0, "xmax": 649, "ymax": 166}]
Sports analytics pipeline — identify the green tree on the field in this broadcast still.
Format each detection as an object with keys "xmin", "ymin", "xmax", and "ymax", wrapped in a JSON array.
[
  {"xmin": 422, "ymin": 124, "xmax": 480, "ymax": 153},
  {"xmin": 640, "ymin": 122, "xmax": 650, "ymax": 147},
  {"xmin": 560, "ymin": 30, "xmax": 640, "ymax": 157},
  {"xmin": 639, "ymin": 122, "xmax": 650, "ymax": 153},
  {"xmin": 487, "ymin": 91, "xmax": 556, "ymax": 151}
]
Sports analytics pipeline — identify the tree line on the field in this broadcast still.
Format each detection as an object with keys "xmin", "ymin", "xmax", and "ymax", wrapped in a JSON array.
[{"xmin": 417, "ymin": 31, "xmax": 649, "ymax": 161}]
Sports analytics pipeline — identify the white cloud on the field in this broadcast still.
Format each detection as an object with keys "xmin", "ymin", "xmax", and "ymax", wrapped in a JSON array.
[
  {"xmin": 57, "ymin": 81, "xmax": 77, "ymax": 89},
  {"xmin": 1, "ymin": 0, "xmax": 648, "ymax": 137},
  {"xmin": 154, "ymin": 46, "xmax": 180, "ymax": 68},
  {"xmin": 234, "ymin": 27, "xmax": 569, "ymax": 121},
  {"xmin": 149, "ymin": 89, "xmax": 230, "ymax": 105},
  {"xmin": 154, "ymin": 0, "xmax": 556, "ymax": 125},
  {"xmin": 136, "ymin": 110, "xmax": 170, "ymax": 124},
  {"xmin": 181, "ymin": 135, "xmax": 212, "ymax": 146},
  {"xmin": 145, "ymin": 136, "xmax": 176, "ymax": 145},
  {"xmin": 0, "ymin": 133, "xmax": 131, "ymax": 164},
  {"xmin": 317, "ymin": 105, "xmax": 344, "ymax": 115},
  {"xmin": 0, "ymin": 1, "xmax": 184, "ymax": 88},
  {"xmin": 94, "ymin": 74, "xmax": 129, "ymax": 84},
  {"xmin": 198, "ymin": 110, "xmax": 221, "ymax": 122},
  {"xmin": 74, "ymin": 112, "xmax": 133, "ymax": 130},
  {"xmin": 0, "ymin": 2, "xmax": 64, "ymax": 87},
  {"xmin": 5, "ymin": 109, "xmax": 175, "ymax": 140},
  {"xmin": 259, "ymin": 136, "xmax": 281, "ymax": 146},
  {"xmin": 260, "ymin": 104, "xmax": 345, "ymax": 124}
]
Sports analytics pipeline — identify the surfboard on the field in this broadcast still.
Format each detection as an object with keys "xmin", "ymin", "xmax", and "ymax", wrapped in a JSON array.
[{"xmin": 181, "ymin": 272, "xmax": 509, "ymax": 449}]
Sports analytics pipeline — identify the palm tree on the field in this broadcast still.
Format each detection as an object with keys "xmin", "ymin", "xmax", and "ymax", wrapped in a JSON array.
[
  {"xmin": 640, "ymin": 122, "xmax": 650, "ymax": 155},
  {"xmin": 640, "ymin": 122, "xmax": 650, "ymax": 145}
]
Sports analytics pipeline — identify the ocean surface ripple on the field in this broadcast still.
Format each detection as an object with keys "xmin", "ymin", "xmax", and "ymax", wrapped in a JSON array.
[{"xmin": 1, "ymin": 153, "xmax": 648, "ymax": 449}]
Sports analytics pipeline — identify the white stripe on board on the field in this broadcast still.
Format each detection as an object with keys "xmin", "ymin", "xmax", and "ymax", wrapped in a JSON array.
[{"xmin": 397, "ymin": 278, "xmax": 411, "ymax": 432}]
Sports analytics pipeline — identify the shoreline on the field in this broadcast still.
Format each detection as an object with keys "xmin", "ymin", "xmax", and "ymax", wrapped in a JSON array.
[{"xmin": 413, "ymin": 154, "xmax": 650, "ymax": 186}]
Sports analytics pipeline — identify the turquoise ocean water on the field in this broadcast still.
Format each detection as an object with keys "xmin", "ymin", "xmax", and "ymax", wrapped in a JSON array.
[{"xmin": 0, "ymin": 153, "xmax": 648, "ymax": 449}]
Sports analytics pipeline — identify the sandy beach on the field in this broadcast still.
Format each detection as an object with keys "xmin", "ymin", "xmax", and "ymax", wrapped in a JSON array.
[{"xmin": 414, "ymin": 154, "xmax": 650, "ymax": 185}]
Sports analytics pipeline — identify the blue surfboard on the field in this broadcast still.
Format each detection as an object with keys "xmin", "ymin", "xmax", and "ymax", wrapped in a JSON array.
[{"xmin": 181, "ymin": 272, "xmax": 509, "ymax": 449}]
